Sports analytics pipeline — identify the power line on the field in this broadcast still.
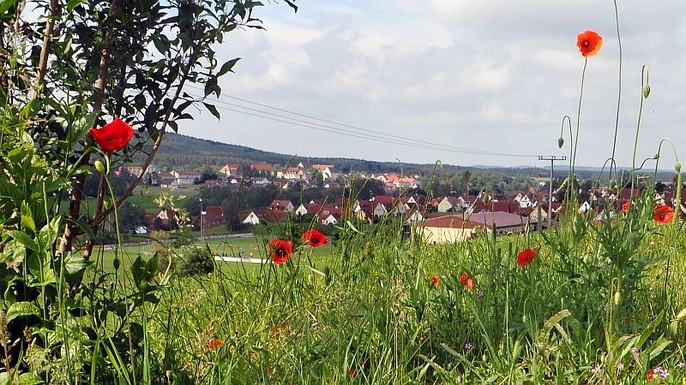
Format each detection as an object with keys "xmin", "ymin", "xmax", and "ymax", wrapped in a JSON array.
[{"xmin": 185, "ymin": 84, "xmax": 538, "ymax": 158}]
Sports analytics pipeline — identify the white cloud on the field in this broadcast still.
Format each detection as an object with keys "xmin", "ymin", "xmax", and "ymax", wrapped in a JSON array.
[{"xmin": 179, "ymin": 0, "xmax": 686, "ymax": 167}]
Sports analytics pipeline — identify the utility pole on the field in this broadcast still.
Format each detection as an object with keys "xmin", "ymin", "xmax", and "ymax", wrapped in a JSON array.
[
  {"xmin": 538, "ymin": 155, "xmax": 567, "ymax": 229},
  {"xmin": 199, "ymin": 198, "xmax": 204, "ymax": 240}
]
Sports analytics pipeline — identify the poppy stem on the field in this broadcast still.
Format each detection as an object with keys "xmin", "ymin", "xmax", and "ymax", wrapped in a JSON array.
[
  {"xmin": 630, "ymin": 65, "xmax": 649, "ymax": 201},
  {"xmin": 571, "ymin": 58, "xmax": 588, "ymax": 205},
  {"xmin": 608, "ymin": 0, "xmax": 624, "ymax": 183}
]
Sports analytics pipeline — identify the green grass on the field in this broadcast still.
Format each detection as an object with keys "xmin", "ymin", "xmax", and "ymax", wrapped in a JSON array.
[{"xmin": 90, "ymin": 232, "xmax": 338, "ymax": 274}]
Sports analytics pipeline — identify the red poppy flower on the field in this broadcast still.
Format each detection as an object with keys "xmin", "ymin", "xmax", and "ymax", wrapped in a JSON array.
[
  {"xmin": 269, "ymin": 239, "xmax": 292, "ymax": 264},
  {"xmin": 346, "ymin": 369, "xmax": 358, "ymax": 377},
  {"xmin": 652, "ymin": 205, "xmax": 674, "ymax": 223},
  {"xmin": 646, "ymin": 369, "xmax": 654, "ymax": 381},
  {"xmin": 517, "ymin": 248, "xmax": 536, "ymax": 267},
  {"xmin": 465, "ymin": 278, "xmax": 474, "ymax": 290},
  {"xmin": 208, "ymin": 338, "xmax": 222, "ymax": 350},
  {"xmin": 430, "ymin": 275, "xmax": 439, "ymax": 287},
  {"xmin": 89, "ymin": 117, "xmax": 134, "ymax": 153},
  {"xmin": 459, "ymin": 273, "xmax": 469, "ymax": 284},
  {"xmin": 302, "ymin": 229, "xmax": 327, "ymax": 247},
  {"xmin": 576, "ymin": 30, "xmax": 603, "ymax": 57},
  {"xmin": 271, "ymin": 321, "xmax": 291, "ymax": 338},
  {"xmin": 621, "ymin": 202, "xmax": 630, "ymax": 213}
]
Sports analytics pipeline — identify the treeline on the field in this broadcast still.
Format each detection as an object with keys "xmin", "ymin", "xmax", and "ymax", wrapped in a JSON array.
[{"xmin": 143, "ymin": 133, "xmax": 555, "ymax": 177}]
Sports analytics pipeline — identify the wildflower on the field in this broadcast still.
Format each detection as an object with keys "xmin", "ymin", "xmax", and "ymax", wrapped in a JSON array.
[
  {"xmin": 621, "ymin": 201, "xmax": 630, "ymax": 213},
  {"xmin": 456, "ymin": 375, "xmax": 462, "ymax": 383},
  {"xmin": 616, "ymin": 363, "xmax": 624, "ymax": 371},
  {"xmin": 677, "ymin": 362, "xmax": 684, "ymax": 369},
  {"xmin": 90, "ymin": 117, "xmax": 134, "ymax": 153},
  {"xmin": 653, "ymin": 205, "xmax": 674, "ymax": 223},
  {"xmin": 631, "ymin": 347, "xmax": 640, "ymax": 360},
  {"xmin": 476, "ymin": 290, "xmax": 484, "ymax": 297},
  {"xmin": 459, "ymin": 273, "xmax": 469, "ymax": 284},
  {"xmin": 646, "ymin": 368, "xmax": 654, "ymax": 381},
  {"xmin": 464, "ymin": 278, "xmax": 474, "ymax": 291},
  {"xmin": 576, "ymin": 30, "xmax": 603, "ymax": 57},
  {"xmin": 208, "ymin": 338, "xmax": 222, "ymax": 350},
  {"xmin": 653, "ymin": 366, "xmax": 669, "ymax": 378},
  {"xmin": 269, "ymin": 239, "xmax": 292, "ymax": 264},
  {"xmin": 464, "ymin": 342, "xmax": 473, "ymax": 350},
  {"xmin": 346, "ymin": 369, "xmax": 357, "ymax": 377},
  {"xmin": 271, "ymin": 321, "xmax": 291, "ymax": 338},
  {"xmin": 430, "ymin": 275, "xmax": 439, "ymax": 287},
  {"xmin": 302, "ymin": 229, "xmax": 327, "ymax": 247},
  {"xmin": 517, "ymin": 248, "xmax": 536, "ymax": 267},
  {"xmin": 591, "ymin": 366, "xmax": 600, "ymax": 374}
]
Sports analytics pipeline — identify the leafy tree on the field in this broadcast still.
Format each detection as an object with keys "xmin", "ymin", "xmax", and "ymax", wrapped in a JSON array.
[
  {"xmin": 118, "ymin": 201, "xmax": 147, "ymax": 233},
  {"xmin": 0, "ymin": 0, "xmax": 296, "ymax": 378}
]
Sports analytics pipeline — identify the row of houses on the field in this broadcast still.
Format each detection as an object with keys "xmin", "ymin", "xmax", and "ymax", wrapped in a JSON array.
[{"xmin": 148, "ymin": 182, "xmax": 686, "ymax": 242}]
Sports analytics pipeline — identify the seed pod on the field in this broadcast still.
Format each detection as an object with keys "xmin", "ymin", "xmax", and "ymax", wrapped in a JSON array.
[{"xmin": 94, "ymin": 160, "xmax": 106, "ymax": 174}]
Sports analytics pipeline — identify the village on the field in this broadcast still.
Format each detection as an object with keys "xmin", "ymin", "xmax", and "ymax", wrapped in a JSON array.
[{"xmin": 113, "ymin": 160, "xmax": 686, "ymax": 244}]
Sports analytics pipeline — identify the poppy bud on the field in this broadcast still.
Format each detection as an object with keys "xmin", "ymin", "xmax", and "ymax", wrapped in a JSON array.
[
  {"xmin": 642, "ymin": 84, "xmax": 650, "ymax": 99},
  {"xmin": 94, "ymin": 160, "xmax": 106, "ymax": 174},
  {"xmin": 557, "ymin": 137, "xmax": 564, "ymax": 148},
  {"xmin": 675, "ymin": 162, "xmax": 681, "ymax": 173},
  {"xmin": 614, "ymin": 290, "xmax": 621, "ymax": 305}
]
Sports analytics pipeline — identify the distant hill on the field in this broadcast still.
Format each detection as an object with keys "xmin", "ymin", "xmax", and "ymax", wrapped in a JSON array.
[
  {"xmin": 148, "ymin": 133, "xmax": 678, "ymax": 181},
  {"xmin": 151, "ymin": 133, "xmax": 473, "ymax": 175}
]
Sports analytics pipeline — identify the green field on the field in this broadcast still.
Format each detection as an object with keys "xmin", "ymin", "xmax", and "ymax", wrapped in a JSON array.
[{"xmin": 90, "ymin": 233, "xmax": 338, "ymax": 274}]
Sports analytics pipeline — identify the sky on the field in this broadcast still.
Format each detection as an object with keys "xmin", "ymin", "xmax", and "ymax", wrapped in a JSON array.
[{"xmin": 177, "ymin": 0, "xmax": 686, "ymax": 169}]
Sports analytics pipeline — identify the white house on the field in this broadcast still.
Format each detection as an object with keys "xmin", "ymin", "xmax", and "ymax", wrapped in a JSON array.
[
  {"xmin": 241, "ymin": 211, "xmax": 261, "ymax": 225},
  {"xmin": 171, "ymin": 170, "xmax": 201, "ymax": 186},
  {"xmin": 219, "ymin": 163, "xmax": 241, "ymax": 177},
  {"xmin": 321, "ymin": 213, "xmax": 338, "ymax": 225},
  {"xmin": 295, "ymin": 204, "xmax": 309, "ymax": 217}
]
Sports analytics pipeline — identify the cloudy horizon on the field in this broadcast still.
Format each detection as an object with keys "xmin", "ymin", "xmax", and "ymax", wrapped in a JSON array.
[{"xmin": 177, "ymin": 1, "xmax": 686, "ymax": 170}]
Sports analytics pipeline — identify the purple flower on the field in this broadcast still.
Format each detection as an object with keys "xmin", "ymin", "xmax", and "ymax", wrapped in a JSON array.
[
  {"xmin": 677, "ymin": 362, "xmax": 684, "ymax": 369},
  {"xmin": 616, "ymin": 363, "xmax": 624, "ymax": 371},
  {"xmin": 464, "ymin": 342, "xmax": 473, "ymax": 350},
  {"xmin": 456, "ymin": 375, "xmax": 462, "ymax": 383},
  {"xmin": 477, "ymin": 290, "xmax": 485, "ymax": 297},
  {"xmin": 591, "ymin": 366, "xmax": 600, "ymax": 374}
]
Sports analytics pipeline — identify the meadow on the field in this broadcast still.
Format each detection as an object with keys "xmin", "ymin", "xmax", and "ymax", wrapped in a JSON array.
[{"xmin": 118, "ymin": 204, "xmax": 686, "ymax": 384}]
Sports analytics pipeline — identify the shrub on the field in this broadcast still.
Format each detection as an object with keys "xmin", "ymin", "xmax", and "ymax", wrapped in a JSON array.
[{"xmin": 180, "ymin": 246, "xmax": 215, "ymax": 277}]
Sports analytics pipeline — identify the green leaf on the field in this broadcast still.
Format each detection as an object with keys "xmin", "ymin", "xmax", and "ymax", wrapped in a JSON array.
[
  {"xmin": 20, "ymin": 201, "xmax": 36, "ymax": 234},
  {"xmin": 38, "ymin": 217, "xmax": 60, "ymax": 251},
  {"xmin": 63, "ymin": 253, "xmax": 92, "ymax": 276},
  {"xmin": 648, "ymin": 337, "xmax": 671, "ymax": 360},
  {"xmin": 6, "ymin": 301, "xmax": 40, "ymax": 323},
  {"xmin": 0, "ymin": 0, "xmax": 17, "ymax": 15},
  {"xmin": 677, "ymin": 306, "xmax": 686, "ymax": 321},
  {"xmin": 17, "ymin": 372, "xmax": 42, "ymax": 385},
  {"xmin": 1, "ymin": 239, "xmax": 26, "ymax": 268},
  {"xmin": 536, "ymin": 309, "xmax": 572, "ymax": 350},
  {"xmin": 12, "ymin": 230, "xmax": 39, "ymax": 252},
  {"xmin": 66, "ymin": 0, "xmax": 84, "ymax": 12},
  {"xmin": 217, "ymin": 58, "xmax": 241, "ymax": 77},
  {"xmin": 203, "ymin": 102, "xmax": 221, "ymax": 120}
]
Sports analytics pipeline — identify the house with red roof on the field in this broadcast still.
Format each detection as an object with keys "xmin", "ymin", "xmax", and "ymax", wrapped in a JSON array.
[
  {"xmin": 268, "ymin": 200, "xmax": 294, "ymax": 213},
  {"xmin": 201, "ymin": 206, "xmax": 224, "ymax": 228},
  {"xmin": 219, "ymin": 164, "xmax": 241, "ymax": 177},
  {"xmin": 250, "ymin": 163, "xmax": 274, "ymax": 175},
  {"xmin": 422, "ymin": 211, "xmax": 537, "ymax": 243}
]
